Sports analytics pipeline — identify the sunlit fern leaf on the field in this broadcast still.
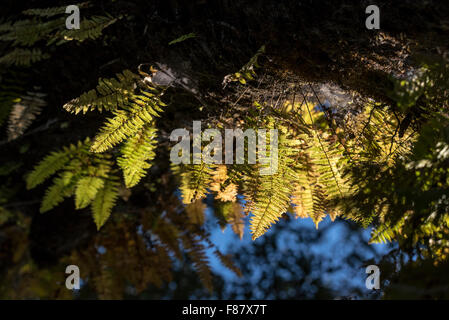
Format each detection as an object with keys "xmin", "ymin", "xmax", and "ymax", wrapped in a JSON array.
[
  {"xmin": 291, "ymin": 177, "xmax": 314, "ymax": 219},
  {"xmin": 91, "ymin": 110, "xmax": 146, "ymax": 153},
  {"xmin": 90, "ymin": 93, "xmax": 164, "ymax": 153},
  {"xmin": 40, "ymin": 172, "xmax": 76, "ymax": 213},
  {"xmin": 237, "ymin": 164, "xmax": 260, "ymax": 215},
  {"xmin": 91, "ymin": 178, "xmax": 119, "ymax": 230},
  {"xmin": 250, "ymin": 130, "xmax": 298, "ymax": 239},
  {"xmin": 75, "ymin": 176, "xmax": 105, "ymax": 209},
  {"xmin": 210, "ymin": 165, "xmax": 238, "ymax": 202},
  {"xmin": 290, "ymin": 102, "xmax": 350, "ymax": 227},
  {"xmin": 63, "ymin": 70, "xmax": 139, "ymax": 114},
  {"xmin": 370, "ymin": 219, "xmax": 404, "ymax": 244},
  {"xmin": 7, "ymin": 91, "xmax": 46, "ymax": 141},
  {"xmin": 117, "ymin": 124, "xmax": 157, "ymax": 188},
  {"xmin": 27, "ymin": 138, "xmax": 121, "ymax": 228},
  {"xmin": 26, "ymin": 149, "xmax": 72, "ymax": 189},
  {"xmin": 0, "ymin": 48, "xmax": 49, "ymax": 66}
]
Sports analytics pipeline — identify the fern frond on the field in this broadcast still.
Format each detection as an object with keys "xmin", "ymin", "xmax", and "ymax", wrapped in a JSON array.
[
  {"xmin": 91, "ymin": 179, "xmax": 119, "ymax": 230},
  {"xmin": 210, "ymin": 165, "xmax": 238, "ymax": 202},
  {"xmin": 23, "ymin": 3, "xmax": 90, "ymax": 17},
  {"xmin": 370, "ymin": 219, "xmax": 404, "ymax": 244},
  {"xmin": 213, "ymin": 249, "xmax": 242, "ymax": 277},
  {"xmin": 56, "ymin": 15, "xmax": 118, "ymax": 44},
  {"xmin": 215, "ymin": 201, "xmax": 245, "ymax": 239},
  {"xmin": 40, "ymin": 172, "xmax": 76, "ymax": 213},
  {"xmin": 63, "ymin": 70, "xmax": 139, "ymax": 114},
  {"xmin": 117, "ymin": 124, "xmax": 157, "ymax": 187},
  {"xmin": 0, "ymin": 48, "xmax": 49, "ymax": 66},
  {"xmin": 182, "ymin": 235, "xmax": 213, "ymax": 292},
  {"xmin": 289, "ymin": 102, "xmax": 350, "ymax": 227},
  {"xmin": 250, "ymin": 129, "xmax": 298, "ymax": 239},
  {"xmin": 90, "ymin": 96, "xmax": 163, "ymax": 153},
  {"xmin": 0, "ymin": 74, "xmax": 25, "ymax": 127},
  {"xmin": 7, "ymin": 91, "xmax": 46, "ymax": 140},
  {"xmin": 0, "ymin": 18, "xmax": 61, "ymax": 46},
  {"xmin": 26, "ymin": 149, "xmax": 72, "ymax": 189},
  {"xmin": 75, "ymin": 176, "xmax": 105, "ymax": 209}
]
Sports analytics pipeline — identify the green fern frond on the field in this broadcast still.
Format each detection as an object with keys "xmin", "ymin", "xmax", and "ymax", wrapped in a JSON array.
[
  {"xmin": 27, "ymin": 138, "xmax": 120, "ymax": 228},
  {"xmin": 370, "ymin": 219, "xmax": 404, "ymax": 244},
  {"xmin": 117, "ymin": 124, "xmax": 158, "ymax": 188},
  {"xmin": 90, "ymin": 91, "xmax": 164, "ymax": 153},
  {"xmin": 63, "ymin": 70, "xmax": 139, "ymax": 114},
  {"xmin": 40, "ymin": 172, "xmax": 76, "ymax": 213},
  {"xmin": 288, "ymin": 102, "xmax": 350, "ymax": 227},
  {"xmin": 91, "ymin": 178, "xmax": 119, "ymax": 230},
  {"xmin": 250, "ymin": 128, "xmax": 298, "ymax": 239},
  {"xmin": 0, "ymin": 19, "xmax": 61, "ymax": 46},
  {"xmin": 56, "ymin": 15, "xmax": 118, "ymax": 44},
  {"xmin": 0, "ymin": 48, "xmax": 49, "ymax": 66},
  {"xmin": 90, "ymin": 108, "xmax": 148, "ymax": 153},
  {"xmin": 23, "ymin": 2, "xmax": 90, "ymax": 17},
  {"xmin": 26, "ymin": 149, "xmax": 72, "ymax": 189},
  {"xmin": 291, "ymin": 171, "xmax": 316, "ymax": 219},
  {"xmin": 75, "ymin": 176, "xmax": 105, "ymax": 209}
]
